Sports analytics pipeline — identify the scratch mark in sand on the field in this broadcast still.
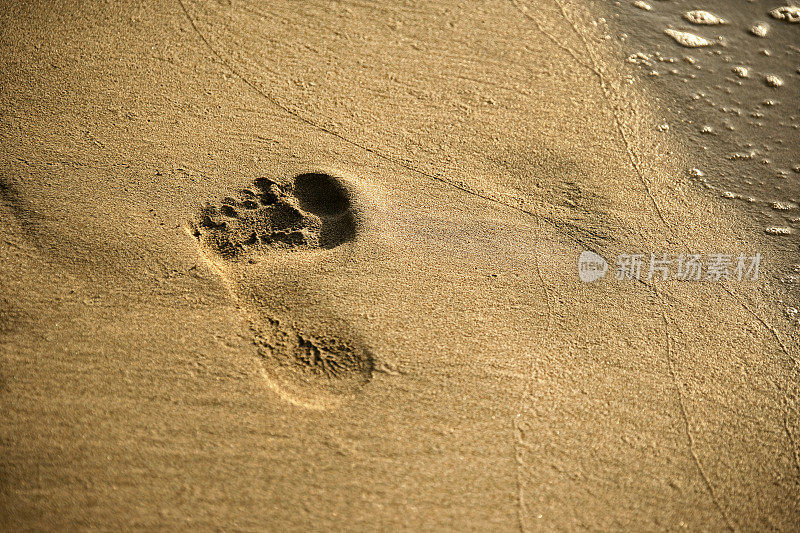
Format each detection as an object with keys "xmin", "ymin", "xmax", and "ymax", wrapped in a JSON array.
[
  {"xmin": 782, "ymin": 395, "xmax": 800, "ymax": 479},
  {"xmin": 508, "ymin": 0, "xmax": 674, "ymax": 237},
  {"xmin": 724, "ymin": 290, "xmax": 800, "ymax": 479},
  {"xmin": 543, "ymin": 1, "xmax": 739, "ymax": 526},
  {"xmin": 177, "ymin": 0, "xmax": 604, "ymax": 252},
  {"xmin": 658, "ymin": 293, "xmax": 736, "ymax": 531},
  {"xmin": 519, "ymin": 5, "xmax": 729, "ymax": 523},
  {"xmin": 512, "ymin": 204, "xmax": 555, "ymax": 532},
  {"xmin": 177, "ymin": 0, "xmax": 797, "ymax": 522},
  {"xmin": 512, "ymin": 0, "xmax": 799, "ymax": 523},
  {"xmin": 506, "ymin": 1, "xmax": 735, "ymax": 528},
  {"xmin": 176, "ymin": 0, "xmax": 505, "ymax": 197},
  {"xmin": 533, "ymin": 2, "xmax": 800, "ymax": 471}
]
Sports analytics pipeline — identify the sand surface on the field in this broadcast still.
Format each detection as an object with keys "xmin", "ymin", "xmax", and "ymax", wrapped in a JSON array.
[{"xmin": 1, "ymin": 0, "xmax": 798, "ymax": 530}]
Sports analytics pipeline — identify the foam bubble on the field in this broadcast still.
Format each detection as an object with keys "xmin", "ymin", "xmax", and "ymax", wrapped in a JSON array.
[
  {"xmin": 749, "ymin": 22, "xmax": 770, "ymax": 37},
  {"xmin": 765, "ymin": 74, "xmax": 784, "ymax": 87},
  {"xmin": 664, "ymin": 28, "xmax": 713, "ymax": 47},
  {"xmin": 683, "ymin": 10, "xmax": 727, "ymax": 25},
  {"xmin": 732, "ymin": 65, "xmax": 750, "ymax": 78},
  {"xmin": 765, "ymin": 226, "xmax": 794, "ymax": 235},
  {"xmin": 769, "ymin": 6, "xmax": 800, "ymax": 23},
  {"xmin": 688, "ymin": 167, "xmax": 706, "ymax": 177}
]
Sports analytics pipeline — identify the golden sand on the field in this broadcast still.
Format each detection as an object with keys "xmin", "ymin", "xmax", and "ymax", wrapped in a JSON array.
[{"xmin": 1, "ymin": 0, "xmax": 798, "ymax": 529}]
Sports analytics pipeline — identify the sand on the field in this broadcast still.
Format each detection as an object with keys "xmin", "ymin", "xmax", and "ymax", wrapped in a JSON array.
[{"xmin": 1, "ymin": 0, "xmax": 798, "ymax": 530}]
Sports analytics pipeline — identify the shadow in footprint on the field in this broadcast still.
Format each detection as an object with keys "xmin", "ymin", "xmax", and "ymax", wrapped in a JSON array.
[
  {"xmin": 292, "ymin": 172, "xmax": 357, "ymax": 248},
  {"xmin": 293, "ymin": 172, "xmax": 350, "ymax": 216}
]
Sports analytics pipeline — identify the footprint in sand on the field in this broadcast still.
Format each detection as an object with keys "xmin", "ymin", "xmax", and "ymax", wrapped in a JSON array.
[
  {"xmin": 191, "ymin": 172, "xmax": 357, "ymax": 256},
  {"xmin": 188, "ymin": 171, "xmax": 372, "ymax": 410}
]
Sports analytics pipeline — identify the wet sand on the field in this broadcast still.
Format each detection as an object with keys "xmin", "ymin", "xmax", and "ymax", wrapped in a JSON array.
[
  {"xmin": 1, "ymin": 0, "xmax": 798, "ymax": 530},
  {"xmin": 613, "ymin": 0, "xmax": 800, "ymax": 319}
]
